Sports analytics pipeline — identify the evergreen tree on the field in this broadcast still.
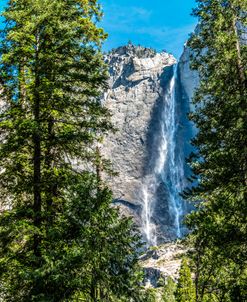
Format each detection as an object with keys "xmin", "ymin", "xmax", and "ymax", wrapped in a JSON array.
[
  {"xmin": 144, "ymin": 288, "xmax": 157, "ymax": 302},
  {"xmin": 0, "ymin": 0, "xmax": 144, "ymax": 301},
  {"xmin": 184, "ymin": 0, "xmax": 247, "ymax": 301},
  {"xmin": 162, "ymin": 276, "xmax": 176, "ymax": 302},
  {"xmin": 175, "ymin": 258, "xmax": 196, "ymax": 302}
]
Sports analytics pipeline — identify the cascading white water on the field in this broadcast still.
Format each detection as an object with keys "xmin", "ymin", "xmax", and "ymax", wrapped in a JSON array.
[
  {"xmin": 162, "ymin": 67, "xmax": 184, "ymax": 238},
  {"xmin": 142, "ymin": 182, "xmax": 153, "ymax": 245},
  {"xmin": 141, "ymin": 176, "xmax": 158, "ymax": 246},
  {"xmin": 141, "ymin": 65, "xmax": 185, "ymax": 245}
]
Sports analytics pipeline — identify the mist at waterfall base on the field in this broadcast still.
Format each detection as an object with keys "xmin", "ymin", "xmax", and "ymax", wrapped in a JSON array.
[{"xmin": 141, "ymin": 65, "xmax": 189, "ymax": 247}]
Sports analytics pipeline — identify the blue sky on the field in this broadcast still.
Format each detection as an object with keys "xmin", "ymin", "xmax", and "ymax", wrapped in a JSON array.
[
  {"xmin": 100, "ymin": 0, "xmax": 197, "ymax": 58},
  {"xmin": 0, "ymin": 0, "xmax": 197, "ymax": 59}
]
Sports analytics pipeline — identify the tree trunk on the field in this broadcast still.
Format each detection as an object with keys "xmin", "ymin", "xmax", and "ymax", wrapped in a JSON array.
[
  {"xmin": 230, "ymin": 6, "xmax": 246, "ymax": 90},
  {"xmin": 33, "ymin": 39, "xmax": 42, "ymax": 258},
  {"xmin": 33, "ymin": 97, "xmax": 41, "ymax": 257},
  {"xmin": 230, "ymin": 7, "xmax": 247, "ymax": 189},
  {"xmin": 90, "ymin": 275, "xmax": 98, "ymax": 302},
  {"xmin": 45, "ymin": 118, "xmax": 56, "ymax": 224},
  {"xmin": 96, "ymin": 146, "xmax": 103, "ymax": 191},
  {"xmin": 193, "ymin": 239, "xmax": 203, "ymax": 302}
]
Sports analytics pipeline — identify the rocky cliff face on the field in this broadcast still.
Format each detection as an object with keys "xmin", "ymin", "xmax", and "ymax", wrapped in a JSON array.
[
  {"xmin": 178, "ymin": 45, "xmax": 199, "ymax": 107},
  {"xmin": 102, "ymin": 44, "xmax": 196, "ymax": 245},
  {"xmin": 140, "ymin": 242, "xmax": 188, "ymax": 287}
]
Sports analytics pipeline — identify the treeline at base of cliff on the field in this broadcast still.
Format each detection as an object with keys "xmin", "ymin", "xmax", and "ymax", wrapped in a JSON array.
[{"xmin": 0, "ymin": 0, "xmax": 246, "ymax": 302}]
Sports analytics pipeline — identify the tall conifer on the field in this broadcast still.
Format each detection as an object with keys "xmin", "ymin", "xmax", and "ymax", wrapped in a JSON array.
[
  {"xmin": 175, "ymin": 258, "xmax": 196, "ymax": 302},
  {"xmin": 185, "ymin": 0, "xmax": 247, "ymax": 300},
  {"xmin": 0, "ymin": 0, "xmax": 143, "ymax": 301},
  {"xmin": 162, "ymin": 276, "xmax": 176, "ymax": 302}
]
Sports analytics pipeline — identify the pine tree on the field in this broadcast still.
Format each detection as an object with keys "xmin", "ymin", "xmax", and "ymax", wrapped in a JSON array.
[
  {"xmin": 184, "ymin": 0, "xmax": 247, "ymax": 301},
  {"xmin": 144, "ymin": 288, "xmax": 157, "ymax": 302},
  {"xmin": 0, "ymin": 0, "xmax": 144, "ymax": 301},
  {"xmin": 175, "ymin": 258, "xmax": 196, "ymax": 302},
  {"xmin": 162, "ymin": 276, "xmax": 176, "ymax": 302}
]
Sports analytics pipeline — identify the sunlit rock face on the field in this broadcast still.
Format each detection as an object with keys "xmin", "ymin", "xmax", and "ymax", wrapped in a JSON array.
[
  {"xmin": 102, "ymin": 44, "xmax": 195, "ymax": 245},
  {"xmin": 140, "ymin": 242, "xmax": 188, "ymax": 287}
]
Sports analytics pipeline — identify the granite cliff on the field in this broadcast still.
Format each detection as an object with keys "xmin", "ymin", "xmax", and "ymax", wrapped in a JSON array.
[{"xmin": 102, "ymin": 44, "xmax": 197, "ymax": 245}]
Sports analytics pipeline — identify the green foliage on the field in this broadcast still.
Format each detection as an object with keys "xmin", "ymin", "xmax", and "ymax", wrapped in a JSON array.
[
  {"xmin": 0, "ymin": 0, "xmax": 144, "ymax": 301},
  {"xmin": 157, "ymin": 277, "xmax": 166, "ymax": 287},
  {"xmin": 202, "ymin": 294, "xmax": 218, "ymax": 302},
  {"xmin": 175, "ymin": 259, "xmax": 196, "ymax": 302},
  {"xmin": 184, "ymin": 0, "xmax": 247, "ymax": 301},
  {"xmin": 144, "ymin": 288, "xmax": 157, "ymax": 302},
  {"xmin": 162, "ymin": 276, "xmax": 176, "ymax": 302}
]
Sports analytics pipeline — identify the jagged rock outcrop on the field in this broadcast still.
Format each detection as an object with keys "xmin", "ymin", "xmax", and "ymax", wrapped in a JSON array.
[{"xmin": 140, "ymin": 242, "xmax": 188, "ymax": 287}]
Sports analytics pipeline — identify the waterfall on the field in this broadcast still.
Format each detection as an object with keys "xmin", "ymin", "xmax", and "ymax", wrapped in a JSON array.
[
  {"xmin": 141, "ymin": 176, "xmax": 158, "ymax": 246},
  {"xmin": 141, "ymin": 65, "xmax": 185, "ymax": 246}
]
